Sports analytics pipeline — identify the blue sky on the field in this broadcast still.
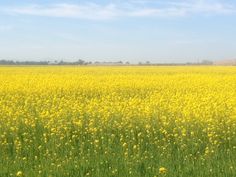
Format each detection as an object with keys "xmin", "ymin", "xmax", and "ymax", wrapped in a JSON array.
[{"xmin": 0, "ymin": 0, "xmax": 236, "ymax": 63}]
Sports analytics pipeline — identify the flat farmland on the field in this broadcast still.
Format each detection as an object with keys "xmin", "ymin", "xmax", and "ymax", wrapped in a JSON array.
[{"xmin": 0, "ymin": 66, "xmax": 235, "ymax": 177}]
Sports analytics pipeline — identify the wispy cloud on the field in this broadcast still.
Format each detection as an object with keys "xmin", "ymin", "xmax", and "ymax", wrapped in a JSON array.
[
  {"xmin": 5, "ymin": 3, "xmax": 119, "ymax": 20},
  {"xmin": 3, "ymin": 0, "xmax": 236, "ymax": 20}
]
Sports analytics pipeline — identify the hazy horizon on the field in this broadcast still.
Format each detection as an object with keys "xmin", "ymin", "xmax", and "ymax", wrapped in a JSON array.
[{"xmin": 0, "ymin": 0, "xmax": 236, "ymax": 63}]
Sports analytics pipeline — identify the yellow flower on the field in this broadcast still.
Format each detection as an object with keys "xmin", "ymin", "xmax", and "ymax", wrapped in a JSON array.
[
  {"xmin": 159, "ymin": 167, "xmax": 167, "ymax": 174},
  {"xmin": 16, "ymin": 171, "xmax": 23, "ymax": 177}
]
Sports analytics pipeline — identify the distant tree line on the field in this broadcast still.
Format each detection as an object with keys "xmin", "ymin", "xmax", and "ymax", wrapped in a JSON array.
[
  {"xmin": 0, "ymin": 59, "xmax": 129, "ymax": 65},
  {"xmin": 0, "ymin": 59, "xmax": 213, "ymax": 65},
  {"xmin": 0, "ymin": 59, "xmax": 91, "ymax": 65}
]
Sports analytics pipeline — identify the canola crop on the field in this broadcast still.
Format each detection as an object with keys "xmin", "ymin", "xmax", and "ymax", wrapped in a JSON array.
[{"xmin": 0, "ymin": 66, "xmax": 235, "ymax": 177}]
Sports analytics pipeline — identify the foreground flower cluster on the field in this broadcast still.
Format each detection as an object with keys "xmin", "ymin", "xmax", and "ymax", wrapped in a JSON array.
[{"xmin": 0, "ymin": 66, "xmax": 235, "ymax": 177}]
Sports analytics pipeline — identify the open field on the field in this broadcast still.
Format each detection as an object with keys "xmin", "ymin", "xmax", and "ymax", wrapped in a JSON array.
[{"xmin": 0, "ymin": 66, "xmax": 235, "ymax": 177}]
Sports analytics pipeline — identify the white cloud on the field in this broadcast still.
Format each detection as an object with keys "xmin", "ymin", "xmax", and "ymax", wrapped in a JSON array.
[
  {"xmin": 3, "ymin": 0, "xmax": 236, "ymax": 20},
  {"xmin": 168, "ymin": 0, "xmax": 235, "ymax": 14},
  {"xmin": 5, "ymin": 3, "xmax": 119, "ymax": 20}
]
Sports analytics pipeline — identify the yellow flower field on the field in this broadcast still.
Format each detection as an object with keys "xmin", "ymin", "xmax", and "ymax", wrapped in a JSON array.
[{"xmin": 0, "ymin": 66, "xmax": 235, "ymax": 177}]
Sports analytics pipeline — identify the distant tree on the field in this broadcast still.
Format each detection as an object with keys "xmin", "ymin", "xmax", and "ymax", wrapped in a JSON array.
[
  {"xmin": 201, "ymin": 60, "xmax": 213, "ymax": 65},
  {"xmin": 0, "ymin": 60, "xmax": 15, "ymax": 65},
  {"xmin": 76, "ymin": 59, "xmax": 85, "ymax": 65},
  {"xmin": 58, "ymin": 60, "xmax": 64, "ymax": 65}
]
